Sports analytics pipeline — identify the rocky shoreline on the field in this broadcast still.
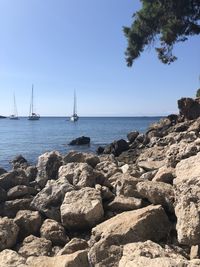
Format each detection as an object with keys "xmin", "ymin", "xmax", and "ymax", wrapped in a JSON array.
[{"xmin": 1, "ymin": 97, "xmax": 200, "ymax": 266}]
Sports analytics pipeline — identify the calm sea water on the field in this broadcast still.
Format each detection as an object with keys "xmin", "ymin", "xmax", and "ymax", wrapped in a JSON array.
[{"xmin": 0, "ymin": 117, "xmax": 161, "ymax": 169}]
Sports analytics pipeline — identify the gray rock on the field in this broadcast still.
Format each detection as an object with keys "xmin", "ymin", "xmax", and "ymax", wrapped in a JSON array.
[
  {"xmin": 61, "ymin": 187, "xmax": 104, "ymax": 230},
  {"xmin": 40, "ymin": 219, "xmax": 69, "ymax": 246},
  {"xmin": 63, "ymin": 151, "xmax": 100, "ymax": 168},
  {"xmin": 127, "ymin": 131, "xmax": 139, "ymax": 143},
  {"xmin": 36, "ymin": 151, "xmax": 63, "ymax": 188},
  {"xmin": 3, "ymin": 198, "xmax": 33, "ymax": 218},
  {"xmin": 0, "ymin": 187, "xmax": 7, "ymax": 202},
  {"xmin": 68, "ymin": 136, "xmax": 90, "ymax": 145},
  {"xmin": 0, "ymin": 170, "xmax": 29, "ymax": 190},
  {"xmin": 14, "ymin": 210, "xmax": 42, "ymax": 240},
  {"xmin": 18, "ymin": 235, "xmax": 52, "ymax": 258},
  {"xmin": 57, "ymin": 238, "xmax": 88, "ymax": 256},
  {"xmin": 7, "ymin": 185, "xmax": 37, "ymax": 200},
  {"xmin": 106, "ymin": 196, "xmax": 143, "ymax": 212},
  {"xmin": 0, "ymin": 217, "xmax": 19, "ymax": 251}
]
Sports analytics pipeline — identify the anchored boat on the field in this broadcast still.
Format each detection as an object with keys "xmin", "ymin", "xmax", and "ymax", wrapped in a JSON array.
[
  {"xmin": 70, "ymin": 90, "xmax": 79, "ymax": 122},
  {"xmin": 10, "ymin": 93, "xmax": 19, "ymax": 120},
  {"xmin": 28, "ymin": 85, "xmax": 40, "ymax": 120}
]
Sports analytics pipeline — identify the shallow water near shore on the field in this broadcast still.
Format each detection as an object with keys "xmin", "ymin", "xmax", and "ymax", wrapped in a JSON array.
[{"xmin": 0, "ymin": 116, "xmax": 161, "ymax": 169}]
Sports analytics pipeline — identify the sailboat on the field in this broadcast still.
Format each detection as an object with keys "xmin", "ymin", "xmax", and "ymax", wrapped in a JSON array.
[
  {"xmin": 70, "ymin": 90, "xmax": 79, "ymax": 122},
  {"xmin": 28, "ymin": 85, "xmax": 40, "ymax": 120},
  {"xmin": 10, "ymin": 93, "xmax": 19, "ymax": 120}
]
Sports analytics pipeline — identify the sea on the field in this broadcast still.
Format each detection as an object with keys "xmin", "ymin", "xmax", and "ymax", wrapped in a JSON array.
[{"xmin": 0, "ymin": 117, "xmax": 162, "ymax": 170}]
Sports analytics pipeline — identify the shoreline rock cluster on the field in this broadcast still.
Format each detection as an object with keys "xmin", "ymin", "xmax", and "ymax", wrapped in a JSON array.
[{"xmin": 1, "ymin": 97, "xmax": 200, "ymax": 266}]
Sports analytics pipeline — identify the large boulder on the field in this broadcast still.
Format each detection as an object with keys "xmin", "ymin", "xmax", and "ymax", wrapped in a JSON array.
[
  {"xmin": 7, "ymin": 185, "xmax": 37, "ymax": 200},
  {"xmin": 0, "ymin": 249, "xmax": 26, "ymax": 267},
  {"xmin": 104, "ymin": 139, "xmax": 129, "ymax": 157},
  {"xmin": 152, "ymin": 166, "xmax": 175, "ymax": 184},
  {"xmin": 11, "ymin": 155, "xmax": 28, "ymax": 169},
  {"xmin": 178, "ymin": 97, "xmax": 200, "ymax": 120},
  {"xmin": 18, "ymin": 235, "xmax": 52, "ymax": 258},
  {"xmin": 0, "ymin": 217, "xmax": 19, "ymax": 251},
  {"xmin": 119, "ymin": 241, "xmax": 188, "ymax": 267},
  {"xmin": 61, "ymin": 187, "xmax": 104, "ymax": 230},
  {"xmin": 106, "ymin": 196, "xmax": 143, "ymax": 212},
  {"xmin": 36, "ymin": 151, "xmax": 63, "ymax": 188},
  {"xmin": 14, "ymin": 210, "xmax": 42, "ymax": 240},
  {"xmin": 63, "ymin": 151, "xmax": 100, "ymax": 168},
  {"xmin": 0, "ymin": 187, "xmax": 7, "ymax": 202},
  {"xmin": 26, "ymin": 250, "xmax": 89, "ymax": 267},
  {"xmin": 58, "ymin": 163, "xmax": 107, "ymax": 188},
  {"xmin": 57, "ymin": 238, "xmax": 88, "ymax": 256},
  {"xmin": 68, "ymin": 136, "xmax": 90, "ymax": 145},
  {"xmin": 88, "ymin": 205, "xmax": 171, "ymax": 266},
  {"xmin": 31, "ymin": 177, "xmax": 74, "ymax": 221},
  {"xmin": 127, "ymin": 131, "xmax": 139, "ymax": 143},
  {"xmin": 136, "ymin": 181, "xmax": 174, "ymax": 212},
  {"xmin": 95, "ymin": 161, "xmax": 121, "ymax": 179},
  {"xmin": 40, "ymin": 219, "xmax": 69, "ymax": 246}
]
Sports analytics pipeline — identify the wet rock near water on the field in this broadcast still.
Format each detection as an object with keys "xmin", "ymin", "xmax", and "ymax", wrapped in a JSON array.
[{"xmin": 68, "ymin": 136, "xmax": 90, "ymax": 146}]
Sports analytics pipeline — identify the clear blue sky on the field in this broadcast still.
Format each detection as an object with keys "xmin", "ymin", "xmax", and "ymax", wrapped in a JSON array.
[{"xmin": 0, "ymin": 0, "xmax": 199, "ymax": 116}]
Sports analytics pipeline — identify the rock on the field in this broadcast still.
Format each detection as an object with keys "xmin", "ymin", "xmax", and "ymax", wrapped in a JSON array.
[
  {"xmin": 88, "ymin": 205, "xmax": 171, "ymax": 266},
  {"xmin": 175, "ymin": 176, "xmax": 200, "ymax": 245},
  {"xmin": 190, "ymin": 245, "xmax": 199, "ymax": 260},
  {"xmin": 188, "ymin": 117, "xmax": 200, "ymax": 132},
  {"xmin": 7, "ymin": 185, "xmax": 37, "ymax": 200},
  {"xmin": 175, "ymin": 152, "xmax": 200, "ymax": 184},
  {"xmin": 136, "ymin": 181, "xmax": 174, "ymax": 212},
  {"xmin": 36, "ymin": 151, "xmax": 63, "ymax": 188},
  {"xmin": 137, "ymin": 146, "xmax": 167, "ymax": 171},
  {"xmin": 152, "ymin": 166, "xmax": 175, "ymax": 184},
  {"xmin": 63, "ymin": 151, "xmax": 100, "ymax": 168},
  {"xmin": 0, "ymin": 187, "xmax": 7, "ymax": 202},
  {"xmin": 96, "ymin": 161, "xmax": 121, "ymax": 179},
  {"xmin": 0, "ymin": 167, "xmax": 7, "ymax": 175},
  {"xmin": 111, "ymin": 173, "xmax": 142, "ymax": 198},
  {"xmin": 178, "ymin": 97, "xmax": 200, "ymax": 120},
  {"xmin": 3, "ymin": 198, "xmax": 33, "ymax": 218},
  {"xmin": 106, "ymin": 196, "xmax": 143, "ymax": 212},
  {"xmin": 97, "ymin": 146, "xmax": 104, "ymax": 154},
  {"xmin": 11, "ymin": 155, "xmax": 28, "ymax": 169},
  {"xmin": 26, "ymin": 250, "xmax": 89, "ymax": 267},
  {"xmin": 58, "ymin": 163, "xmax": 107, "ymax": 188},
  {"xmin": 119, "ymin": 241, "xmax": 188, "ymax": 267},
  {"xmin": 140, "ymin": 170, "xmax": 158, "ymax": 181},
  {"xmin": 0, "ymin": 170, "xmax": 29, "ymax": 190},
  {"xmin": 95, "ymin": 185, "xmax": 114, "ymax": 201},
  {"xmin": 14, "ymin": 210, "xmax": 42, "ymax": 240},
  {"xmin": 40, "ymin": 219, "xmax": 69, "ymax": 246},
  {"xmin": 0, "ymin": 217, "xmax": 19, "ymax": 251},
  {"xmin": 68, "ymin": 136, "xmax": 90, "ymax": 145},
  {"xmin": 25, "ymin": 166, "xmax": 38, "ymax": 182},
  {"xmin": 0, "ymin": 249, "xmax": 26, "ymax": 267},
  {"xmin": 57, "ymin": 238, "xmax": 88, "ymax": 255},
  {"xmin": 127, "ymin": 131, "xmax": 139, "ymax": 143},
  {"xmin": 31, "ymin": 177, "xmax": 74, "ymax": 221},
  {"xmin": 104, "ymin": 139, "xmax": 129, "ymax": 157},
  {"xmin": 61, "ymin": 187, "xmax": 104, "ymax": 230},
  {"xmin": 18, "ymin": 235, "xmax": 52, "ymax": 258}
]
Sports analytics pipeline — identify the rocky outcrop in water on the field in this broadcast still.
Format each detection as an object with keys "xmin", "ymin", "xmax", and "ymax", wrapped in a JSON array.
[{"xmin": 1, "ymin": 97, "xmax": 200, "ymax": 266}]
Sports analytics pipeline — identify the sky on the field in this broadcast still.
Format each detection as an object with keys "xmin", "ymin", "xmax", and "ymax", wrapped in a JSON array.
[{"xmin": 0, "ymin": 0, "xmax": 199, "ymax": 116}]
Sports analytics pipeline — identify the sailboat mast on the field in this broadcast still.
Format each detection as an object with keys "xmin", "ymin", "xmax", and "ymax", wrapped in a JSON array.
[
  {"xmin": 32, "ymin": 85, "xmax": 34, "ymax": 115},
  {"xmin": 14, "ymin": 93, "xmax": 18, "ymax": 117},
  {"xmin": 74, "ymin": 90, "xmax": 77, "ymax": 115}
]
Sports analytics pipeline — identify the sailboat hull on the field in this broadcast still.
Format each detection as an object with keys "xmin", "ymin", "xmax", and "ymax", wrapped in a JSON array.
[
  {"xmin": 28, "ymin": 116, "xmax": 40, "ymax": 120},
  {"xmin": 10, "ymin": 116, "xmax": 19, "ymax": 120},
  {"xmin": 70, "ymin": 115, "xmax": 79, "ymax": 122}
]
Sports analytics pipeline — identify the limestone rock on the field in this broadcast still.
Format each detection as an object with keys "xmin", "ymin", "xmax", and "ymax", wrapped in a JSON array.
[
  {"xmin": 0, "ymin": 170, "xmax": 29, "ymax": 190},
  {"xmin": 40, "ymin": 219, "xmax": 69, "ymax": 246},
  {"xmin": 175, "ymin": 176, "xmax": 200, "ymax": 245},
  {"xmin": 57, "ymin": 238, "xmax": 88, "ymax": 255},
  {"xmin": 0, "ymin": 217, "xmax": 19, "ymax": 251},
  {"xmin": 18, "ymin": 235, "xmax": 52, "ymax": 258},
  {"xmin": 178, "ymin": 97, "xmax": 200, "ymax": 120},
  {"xmin": 63, "ymin": 151, "xmax": 100, "ymax": 168},
  {"xmin": 127, "ymin": 131, "xmax": 139, "ymax": 143},
  {"xmin": 61, "ymin": 187, "xmax": 104, "ymax": 230},
  {"xmin": 31, "ymin": 177, "xmax": 74, "ymax": 221},
  {"xmin": 103, "ymin": 139, "xmax": 129, "ymax": 157},
  {"xmin": 58, "ymin": 162, "xmax": 106, "ymax": 188},
  {"xmin": 26, "ymin": 250, "xmax": 89, "ymax": 267},
  {"xmin": 106, "ymin": 196, "xmax": 143, "ymax": 212},
  {"xmin": 11, "ymin": 155, "xmax": 28, "ymax": 169},
  {"xmin": 119, "ymin": 241, "xmax": 188, "ymax": 267},
  {"xmin": 25, "ymin": 166, "xmax": 38, "ymax": 182},
  {"xmin": 152, "ymin": 166, "xmax": 175, "ymax": 183},
  {"xmin": 7, "ymin": 185, "xmax": 37, "ymax": 200},
  {"xmin": 14, "ymin": 210, "xmax": 42, "ymax": 240},
  {"xmin": 136, "ymin": 181, "xmax": 174, "ymax": 212},
  {"xmin": 88, "ymin": 205, "xmax": 171, "ymax": 266},
  {"xmin": 0, "ymin": 249, "xmax": 26, "ymax": 267},
  {"xmin": 36, "ymin": 151, "xmax": 62, "ymax": 188},
  {"xmin": 96, "ymin": 161, "xmax": 121, "ymax": 179},
  {"xmin": 3, "ymin": 198, "xmax": 33, "ymax": 218}
]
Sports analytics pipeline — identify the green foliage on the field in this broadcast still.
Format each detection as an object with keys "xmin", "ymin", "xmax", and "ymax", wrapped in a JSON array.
[
  {"xmin": 196, "ymin": 88, "xmax": 200, "ymax": 97},
  {"xmin": 124, "ymin": 0, "xmax": 200, "ymax": 66}
]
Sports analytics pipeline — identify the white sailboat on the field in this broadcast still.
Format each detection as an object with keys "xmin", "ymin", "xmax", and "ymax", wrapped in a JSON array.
[
  {"xmin": 10, "ymin": 93, "xmax": 19, "ymax": 120},
  {"xmin": 70, "ymin": 90, "xmax": 79, "ymax": 122},
  {"xmin": 28, "ymin": 85, "xmax": 40, "ymax": 120}
]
